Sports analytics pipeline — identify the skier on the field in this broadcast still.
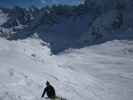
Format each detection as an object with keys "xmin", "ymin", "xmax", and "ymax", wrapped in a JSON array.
[{"xmin": 41, "ymin": 81, "xmax": 56, "ymax": 99}]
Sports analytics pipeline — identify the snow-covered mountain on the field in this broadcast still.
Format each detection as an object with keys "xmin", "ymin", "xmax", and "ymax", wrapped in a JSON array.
[
  {"xmin": 0, "ymin": 37, "xmax": 133, "ymax": 100},
  {"xmin": 0, "ymin": 0, "xmax": 133, "ymax": 54},
  {"xmin": 80, "ymin": 0, "xmax": 133, "ymax": 43}
]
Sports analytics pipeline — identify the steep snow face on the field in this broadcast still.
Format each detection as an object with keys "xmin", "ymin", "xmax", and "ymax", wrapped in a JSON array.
[{"xmin": 0, "ymin": 38, "xmax": 133, "ymax": 100}]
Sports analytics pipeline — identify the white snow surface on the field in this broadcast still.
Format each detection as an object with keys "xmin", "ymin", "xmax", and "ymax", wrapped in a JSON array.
[{"xmin": 0, "ymin": 38, "xmax": 133, "ymax": 100}]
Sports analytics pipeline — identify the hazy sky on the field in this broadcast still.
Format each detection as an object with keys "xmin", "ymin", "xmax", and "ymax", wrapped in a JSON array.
[{"xmin": 0, "ymin": 0, "xmax": 81, "ymax": 8}]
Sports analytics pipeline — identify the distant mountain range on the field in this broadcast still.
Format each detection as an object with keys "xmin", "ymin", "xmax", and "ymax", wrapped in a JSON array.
[
  {"xmin": 0, "ymin": 0, "xmax": 81, "ymax": 8},
  {"xmin": 0, "ymin": 0, "xmax": 133, "ymax": 54}
]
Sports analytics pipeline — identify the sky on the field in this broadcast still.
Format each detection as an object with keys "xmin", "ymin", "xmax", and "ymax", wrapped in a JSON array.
[{"xmin": 0, "ymin": 0, "xmax": 81, "ymax": 8}]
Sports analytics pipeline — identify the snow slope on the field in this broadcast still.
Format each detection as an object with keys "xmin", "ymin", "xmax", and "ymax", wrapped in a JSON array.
[{"xmin": 0, "ymin": 38, "xmax": 133, "ymax": 100}]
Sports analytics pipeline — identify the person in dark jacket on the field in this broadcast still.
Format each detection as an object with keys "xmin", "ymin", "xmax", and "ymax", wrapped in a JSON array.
[{"xmin": 41, "ymin": 81, "xmax": 56, "ymax": 98}]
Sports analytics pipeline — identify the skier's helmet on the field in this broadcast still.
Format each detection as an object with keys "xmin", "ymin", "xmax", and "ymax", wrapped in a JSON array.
[{"xmin": 46, "ymin": 81, "xmax": 50, "ymax": 86}]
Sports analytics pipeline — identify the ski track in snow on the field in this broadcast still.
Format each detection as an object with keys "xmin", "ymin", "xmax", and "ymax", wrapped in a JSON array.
[{"xmin": 0, "ymin": 38, "xmax": 133, "ymax": 100}]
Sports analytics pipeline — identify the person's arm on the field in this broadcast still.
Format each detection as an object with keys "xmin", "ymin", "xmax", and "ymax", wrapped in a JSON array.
[{"xmin": 41, "ymin": 88, "xmax": 46, "ymax": 98}]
